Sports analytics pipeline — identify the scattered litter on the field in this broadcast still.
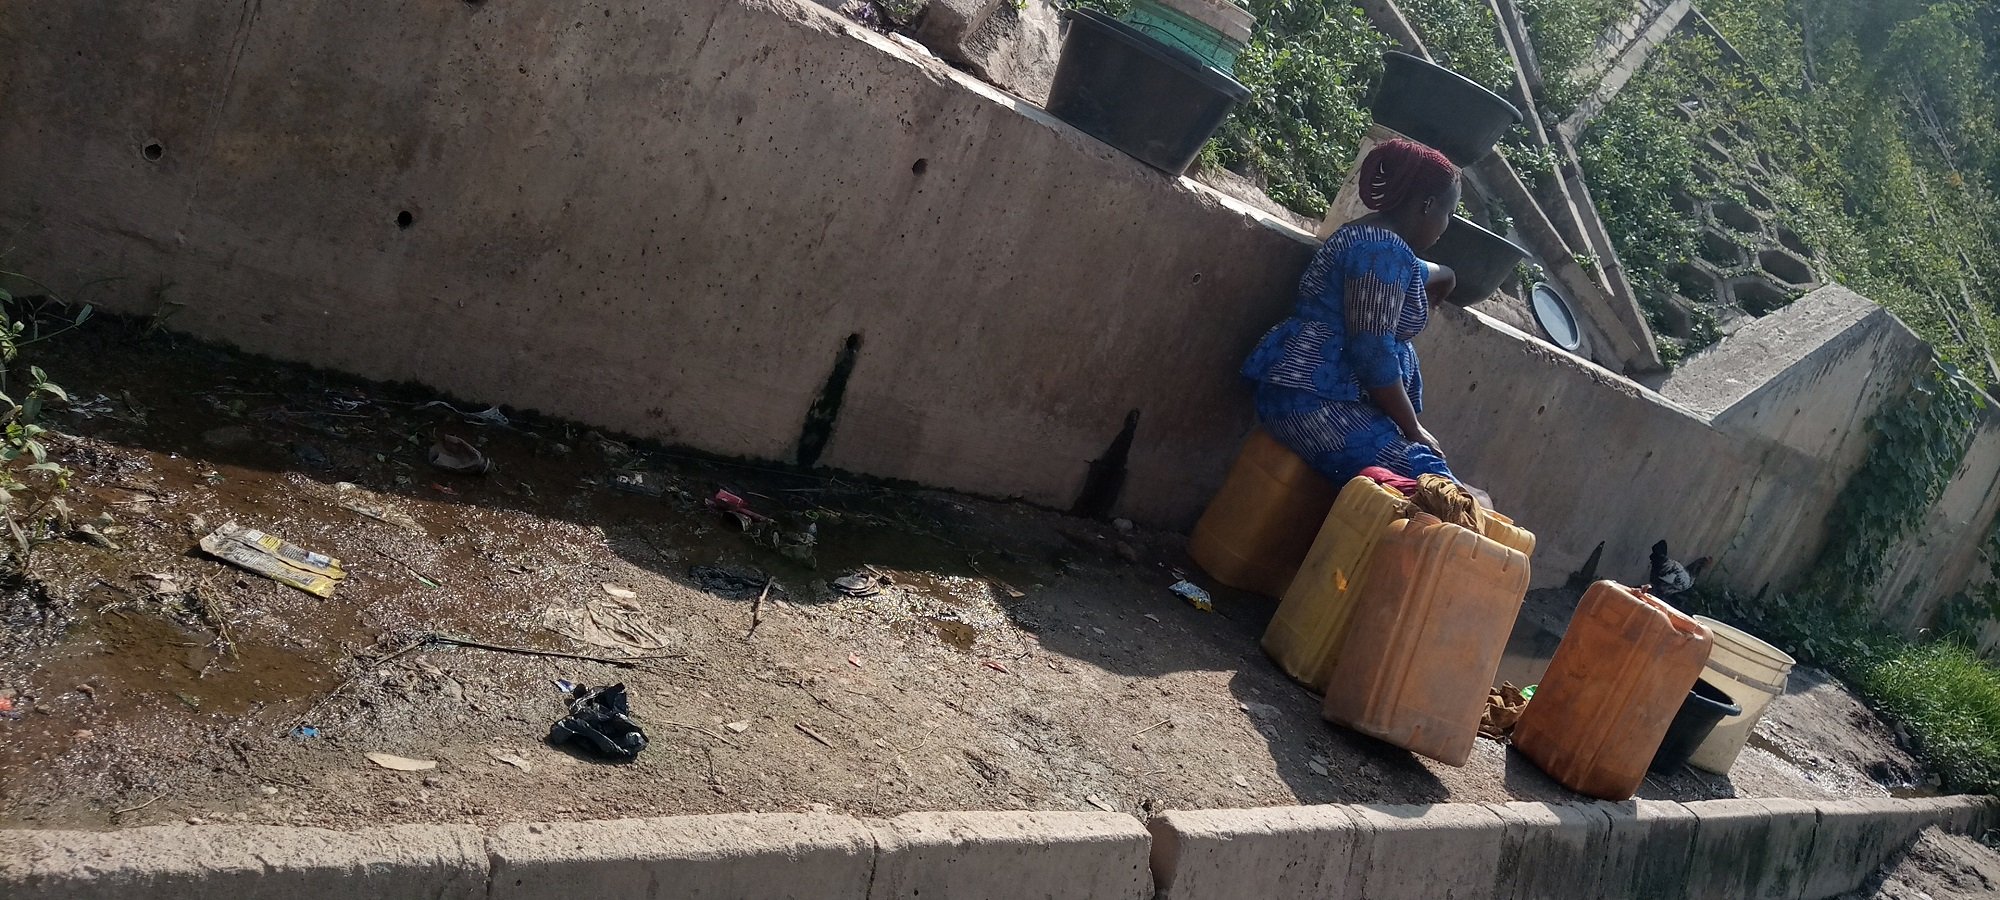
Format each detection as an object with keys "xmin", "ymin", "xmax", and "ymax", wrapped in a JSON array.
[
  {"xmin": 491, "ymin": 750, "xmax": 534, "ymax": 773},
  {"xmin": 996, "ymin": 583, "xmax": 1026, "ymax": 599},
  {"xmin": 1086, "ymin": 795, "xmax": 1118, "ymax": 812},
  {"xmin": 723, "ymin": 720, "xmax": 752, "ymax": 734},
  {"xmin": 427, "ymin": 434, "xmax": 492, "ymax": 474},
  {"xmin": 1169, "ymin": 580, "xmax": 1214, "ymax": 612},
  {"xmin": 72, "ymin": 523, "xmax": 121, "ymax": 550},
  {"xmin": 545, "ymin": 594, "xmax": 674, "ymax": 655},
  {"xmin": 135, "ymin": 572, "xmax": 183, "ymax": 595},
  {"xmin": 0, "ymin": 695, "xmax": 18, "ymax": 719},
  {"xmin": 831, "ymin": 572, "xmax": 883, "ymax": 597},
  {"xmin": 420, "ymin": 401, "xmax": 511, "ymax": 428},
  {"xmin": 690, "ymin": 565, "xmax": 766, "ymax": 596},
  {"xmin": 707, "ymin": 489, "xmax": 771, "ymax": 524},
  {"xmin": 199, "ymin": 522, "xmax": 346, "ymax": 597},
  {"xmin": 981, "ymin": 659, "xmax": 1010, "ymax": 674},
  {"xmin": 600, "ymin": 583, "xmax": 637, "ymax": 600},
  {"xmin": 333, "ymin": 482, "xmax": 421, "ymax": 531},
  {"xmin": 291, "ymin": 725, "xmax": 320, "ymax": 739},
  {"xmin": 1132, "ymin": 718, "xmax": 1172, "ymax": 737},
  {"xmin": 365, "ymin": 752, "xmax": 437, "ymax": 772},
  {"xmin": 1479, "ymin": 681, "xmax": 1532, "ymax": 741},
  {"xmin": 796, "ymin": 722, "xmax": 835, "ymax": 748},
  {"xmin": 608, "ymin": 470, "xmax": 667, "ymax": 497},
  {"xmin": 548, "ymin": 682, "xmax": 649, "ymax": 761},
  {"xmin": 370, "ymin": 544, "xmax": 442, "ymax": 588}
]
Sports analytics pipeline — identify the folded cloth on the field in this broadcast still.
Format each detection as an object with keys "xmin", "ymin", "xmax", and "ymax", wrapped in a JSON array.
[{"xmin": 1358, "ymin": 466, "xmax": 1419, "ymax": 495}]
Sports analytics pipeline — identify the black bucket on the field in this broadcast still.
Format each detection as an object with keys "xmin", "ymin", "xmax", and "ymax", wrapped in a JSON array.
[
  {"xmin": 1650, "ymin": 678, "xmax": 1741, "ymax": 774},
  {"xmin": 1045, "ymin": 9, "xmax": 1252, "ymax": 175},
  {"xmin": 1372, "ymin": 51, "xmax": 1522, "ymax": 167},
  {"xmin": 1422, "ymin": 216, "xmax": 1528, "ymax": 305}
]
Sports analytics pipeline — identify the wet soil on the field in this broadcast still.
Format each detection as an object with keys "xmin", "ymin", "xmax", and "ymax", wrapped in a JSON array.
[{"xmin": 0, "ymin": 320, "xmax": 1940, "ymax": 830}]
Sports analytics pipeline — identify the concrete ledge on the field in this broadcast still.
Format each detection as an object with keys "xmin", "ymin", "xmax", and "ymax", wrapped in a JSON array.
[
  {"xmin": 867, "ymin": 811, "xmax": 1152, "ymax": 900},
  {"xmin": 1345, "ymin": 803, "xmax": 1507, "ymax": 900},
  {"xmin": 5, "ymin": 795, "xmax": 1996, "ymax": 899},
  {"xmin": 1487, "ymin": 801, "xmax": 1612, "ymax": 900},
  {"xmin": 0, "ymin": 823, "xmax": 487, "ymax": 900},
  {"xmin": 1686, "ymin": 797, "xmax": 1819, "ymax": 900},
  {"xmin": 1598, "ymin": 798, "xmax": 1700, "ymax": 900},
  {"xmin": 486, "ymin": 814, "xmax": 875, "ymax": 900},
  {"xmin": 1148, "ymin": 806, "xmax": 1362, "ymax": 900}
]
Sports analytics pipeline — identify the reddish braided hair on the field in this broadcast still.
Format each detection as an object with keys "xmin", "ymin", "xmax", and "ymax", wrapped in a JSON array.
[{"xmin": 1358, "ymin": 138, "xmax": 1459, "ymax": 213}]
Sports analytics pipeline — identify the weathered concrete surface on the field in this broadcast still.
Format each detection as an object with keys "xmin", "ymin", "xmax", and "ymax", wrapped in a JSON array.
[
  {"xmin": 1685, "ymin": 797, "xmax": 1819, "ymax": 900},
  {"xmin": 0, "ymin": 0, "xmax": 1311, "ymax": 528},
  {"xmin": 1417, "ymin": 304, "xmax": 1833, "ymax": 593},
  {"xmin": 867, "ymin": 811, "xmax": 1152, "ymax": 900},
  {"xmin": 485, "ymin": 814, "xmax": 876, "ymax": 900},
  {"xmin": 926, "ymin": 0, "xmax": 1063, "ymax": 106},
  {"xmin": 1802, "ymin": 799, "xmax": 1941, "ymax": 899},
  {"xmin": 1597, "ymin": 799, "xmax": 1700, "ymax": 900},
  {"xmin": 0, "ymin": 823, "xmax": 487, "ymax": 900},
  {"xmin": 1343, "ymin": 803, "xmax": 1507, "ymax": 900},
  {"xmin": 1148, "ymin": 806, "xmax": 1363, "ymax": 900},
  {"xmin": 1487, "ymin": 801, "xmax": 1612, "ymax": 900},
  {"xmin": 5, "ymin": 0, "xmax": 1993, "ymax": 622}
]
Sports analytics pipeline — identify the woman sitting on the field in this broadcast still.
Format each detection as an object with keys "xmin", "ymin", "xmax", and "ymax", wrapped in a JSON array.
[{"xmin": 1241, "ymin": 138, "xmax": 1464, "ymax": 486}]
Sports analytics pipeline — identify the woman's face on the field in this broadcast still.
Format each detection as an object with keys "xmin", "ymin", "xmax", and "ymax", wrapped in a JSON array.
[{"xmin": 1409, "ymin": 178, "xmax": 1461, "ymax": 251}]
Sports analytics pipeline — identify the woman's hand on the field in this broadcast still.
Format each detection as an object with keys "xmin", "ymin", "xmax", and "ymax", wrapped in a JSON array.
[{"xmin": 1408, "ymin": 424, "xmax": 1445, "ymax": 457}]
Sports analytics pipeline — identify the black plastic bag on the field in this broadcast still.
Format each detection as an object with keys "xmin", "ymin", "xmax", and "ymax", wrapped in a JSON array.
[{"xmin": 548, "ymin": 682, "xmax": 649, "ymax": 761}]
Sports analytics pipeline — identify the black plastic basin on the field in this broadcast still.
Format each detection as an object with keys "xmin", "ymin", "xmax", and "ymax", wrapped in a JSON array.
[
  {"xmin": 1650, "ymin": 678, "xmax": 1741, "ymax": 774},
  {"xmin": 1422, "ymin": 216, "xmax": 1528, "ymax": 305},
  {"xmin": 1045, "ymin": 9, "xmax": 1252, "ymax": 175},
  {"xmin": 1372, "ymin": 51, "xmax": 1522, "ymax": 167}
]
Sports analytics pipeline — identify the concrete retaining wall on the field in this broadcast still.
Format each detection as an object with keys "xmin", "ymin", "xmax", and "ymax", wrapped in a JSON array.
[
  {"xmin": 5, "ymin": 797, "xmax": 1993, "ymax": 900},
  {"xmin": 5, "ymin": 0, "xmax": 1999, "ymax": 614},
  {"xmin": 1148, "ymin": 795, "xmax": 2000, "ymax": 900}
]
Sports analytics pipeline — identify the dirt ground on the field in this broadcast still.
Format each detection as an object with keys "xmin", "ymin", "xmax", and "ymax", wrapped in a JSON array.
[
  {"xmin": 0, "ymin": 320, "xmax": 1942, "ymax": 830},
  {"xmin": 1840, "ymin": 828, "xmax": 2000, "ymax": 899}
]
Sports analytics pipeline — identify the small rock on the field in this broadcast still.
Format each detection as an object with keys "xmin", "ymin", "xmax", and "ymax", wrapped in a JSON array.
[
  {"xmin": 260, "ymin": 785, "xmax": 280, "ymax": 796},
  {"xmin": 723, "ymin": 720, "xmax": 751, "ymax": 734},
  {"xmin": 808, "ymin": 802, "xmax": 834, "ymax": 814},
  {"xmin": 1308, "ymin": 760, "xmax": 1330, "ymax": 777},
  {"xmin": 1113, "ymin": 541, "xmax": 1140, "ymax": 563},
  {"xmin": 388, "ymin": 796, "xmax": 412, "ymax": 807},
  {"xmin": 422, "ymin": 776, "xmax": 444, "ymax": 789},
  {"xmin": 1112, "ymin": 518, "xmax": 1135, "ymax": 534},
  {"xmin": 186, "ymin": 816, "xmax": 205, "ymax": 825},
  {"xmin": 1232, "ymin": 775, "xmax": 1250, "ymax": 789}
]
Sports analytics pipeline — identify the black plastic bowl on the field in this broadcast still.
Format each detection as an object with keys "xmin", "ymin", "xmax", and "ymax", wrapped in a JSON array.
[
  {"xmin": 1045, "ymin": 9, "xmax": 1252, "ymax": 175},
  {"xmin": 1650, "ymin": 678, "xmax": 1741, "ymax": 774},
  {"xmin": 1422, "ymin": 216, "xmax": 1528, "ymax": 305},
  {"xmin": 1372, "ymin": 51, "xmax": 1522, "ymax": 167}
]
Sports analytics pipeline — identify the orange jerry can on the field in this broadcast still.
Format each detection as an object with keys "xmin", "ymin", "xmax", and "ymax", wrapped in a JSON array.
[
  {"xmin": 1267, "ymin": 477, "xmax": 1537, "ymax": 692},
  {"xmin": 1188, "ymin": 428, "xmax": 1337, "ymax": 597},
  {"xmin": 1512, "ymin": 581, "xmax": 1713, "ymax": 800},
  {"xmin": 1320, "ymin": 512, "xmax": 1531, "ymax": 765}
]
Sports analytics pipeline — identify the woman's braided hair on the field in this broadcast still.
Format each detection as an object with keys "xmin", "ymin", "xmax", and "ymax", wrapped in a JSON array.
[{"xmin": 1359, "ymin": 138, "xmax": 1460, "ymax": 213}]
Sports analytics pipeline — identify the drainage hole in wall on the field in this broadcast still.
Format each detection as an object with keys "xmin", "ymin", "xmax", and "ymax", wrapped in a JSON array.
[
  {"xmin": 141, "ymin": 142, "xmax": 164, "ymax": 161},
  {"xmin": 396, "ymin": 210, "xmax": 414, "ymax": 229},
  {"xmin": 911, "ymin": 158, "xmax": 928, "ymax": 175}
]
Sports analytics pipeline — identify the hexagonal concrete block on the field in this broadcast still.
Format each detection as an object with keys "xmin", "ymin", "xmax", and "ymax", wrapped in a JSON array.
[
  {"xmin": 1773, "ymin": 224, "xmax": 1813, "ymax": 258},
  {"xmin": 1697, "ymin": 227, "xmax": 1748, "ymax": 268},
  {"xmin": 1726, "ymin": 275, "xmax": 1794, "ymax": 316},
  {"xmin": 1756, "ymin": 248, "xmax": 1815, "ymax": 288},
  {"xmin": 1708, "ymin": 199, "xmax": 1764, "ymax": 235},
  {"xmin": 1670, "ymin": 260, "xmax": 1726, "ymax": 304}
]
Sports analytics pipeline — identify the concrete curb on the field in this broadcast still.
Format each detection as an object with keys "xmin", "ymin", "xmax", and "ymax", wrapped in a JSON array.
[{"xmin": 3, "ymin": 796, "xmax": 1994, "ymax": 899}]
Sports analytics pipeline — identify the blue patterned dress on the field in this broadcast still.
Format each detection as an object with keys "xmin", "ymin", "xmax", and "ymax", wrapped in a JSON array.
[{"xmin": 1240, "ymin": 223, "xmax": 1455, "ymax": 483}]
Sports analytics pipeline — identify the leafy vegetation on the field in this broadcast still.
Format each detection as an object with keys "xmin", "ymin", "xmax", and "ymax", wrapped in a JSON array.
[
  {"xmin": 0, "ymin": 271, "xmax": 87, "ymax": 562},
  {"xmin": 1580, "ymin": 0, "xmax": 2000, "ymax": 377},
  {"xmin": 1516, "ymin": 0, "xmax": 1630, "ymax": 116},
  {"xmin": 1682, "ymin": 362, "xmax": 2000, "ymax": 794}
]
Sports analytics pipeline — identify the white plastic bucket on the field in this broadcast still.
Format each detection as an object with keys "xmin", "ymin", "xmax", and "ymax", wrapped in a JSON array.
[{"xmin": 1688, "ymin": 615, "xmax": 1796, "ymax": 774}]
